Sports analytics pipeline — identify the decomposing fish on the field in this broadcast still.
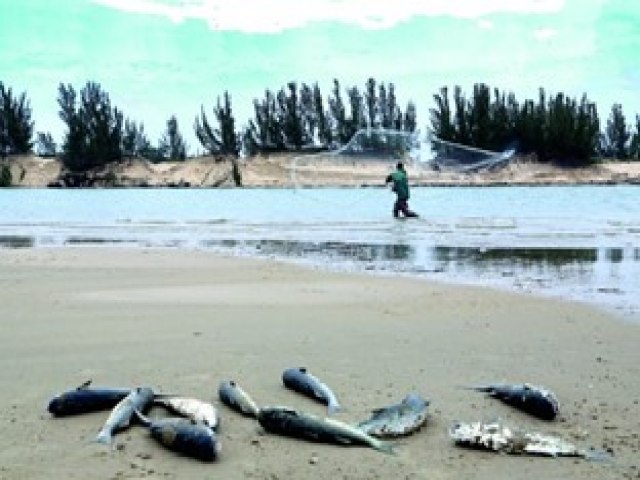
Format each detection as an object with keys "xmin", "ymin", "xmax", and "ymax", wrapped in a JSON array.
[
  {"xmin": 135, "ymin": 410, "xmax": 221, "ymax": 462},
  {"xmin": 461, "ymin": 383, "xmax": 559, "ymax": 420},
  {"xmin": 47, "ymin": 380, "xmax": 131, "ymax": 417},
  {"xmin": 218, "ymin": 380, "xmax": 260, "ymax": 418},
  {"xmin": 258, "ymin": 406, "xmax": 394, "ymax": 454},
  {"xmin": 449, "ymin": 420, "xmax": 607, "ymax": 460},
  {"xmin": 154, "ymin": 396, "xmax": 219, "ymax": 431},
  {"xmin": 95, "ymin": 387, "xmax": 155, "ymax": 444},
  {"xmin": 357, "ymin": 392, "xmax": 430, "ymax": 438},
  {"xmin": 282, "ymin": 367, "xmax": 341, "ymax": 414}
]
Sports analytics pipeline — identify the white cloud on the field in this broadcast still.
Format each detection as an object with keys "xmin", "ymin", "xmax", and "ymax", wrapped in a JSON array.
[{"xmin": 92, "ymin": 0, "xmax": 566, "ymax": 33}]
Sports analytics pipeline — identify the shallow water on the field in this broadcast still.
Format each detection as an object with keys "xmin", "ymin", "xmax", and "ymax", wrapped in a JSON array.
[{"xmin": 1, "ymin": 186, "xmax": 638, "ymax": 318}]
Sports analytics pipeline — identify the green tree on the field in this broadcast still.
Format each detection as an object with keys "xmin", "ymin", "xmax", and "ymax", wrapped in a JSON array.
[
  {"xmin": 364, "ymin": 77, "xmax": 377, "ymax": 128},
  {"xmin": 0, "ymin": 164, "xmax": 11, "ymax": 187},
  {"xmin": 604, "ymin": 103, "xmax": 630, "ymax": 159},
  {"xmin": 328, "ymin": 79, "xmax": 349, "ymax": 145},
  {"xmin": 313, "ymin": 83, "xmax": 331, "ymax": 147},
  {"xmin": 630, "ymin": 115, "xmax": 640, "ymax": 160},
  {"xmin": 279, "ymin": 82, "xmax": 304, "ymax": 149},
  {"xmin": 403, "ymin": 101, "xmax": 417, "ymax": 133},
  {"xmin": 429, "ymin": 86, "xmax": 455, "ymax": 141},
  {"xmin": 345, "ymin": 85, "xmax": 365, "ymax": 141},
  {"xmin": 58, "ymin": 82, "xmax": 123, "ymax": 171},
  {"xmin": 195, "ymin": 91, "xmax": 239, "ymax": 156},
  {"xmin": 158, "ymin": 115, "xmax": 187, "ymax": 161},
  {"xmin": 0, "ymin": 81, "xmax": 34, "ymax": 155},
  {"xmin": 35, "ymin": 132, "xmax": 57, "ymax": 157},
  {"xmin": 122, "ymin": 119, "xmax": 151, "ymax": 158}
]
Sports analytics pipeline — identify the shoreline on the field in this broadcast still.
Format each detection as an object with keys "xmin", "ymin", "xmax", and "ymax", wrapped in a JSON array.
[
  {"xmin": 1, "ymin": 247, "xmax": 639, "ymax": 479},
  {"xmin": 4, "ymin": 154, "xmax": 640, "ymax": 188}
]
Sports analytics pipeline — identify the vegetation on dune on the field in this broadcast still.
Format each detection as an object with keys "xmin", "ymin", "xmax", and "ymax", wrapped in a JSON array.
[{"xmin": 0, "ymin": 77, "xmax": 639, "ymax": 183}]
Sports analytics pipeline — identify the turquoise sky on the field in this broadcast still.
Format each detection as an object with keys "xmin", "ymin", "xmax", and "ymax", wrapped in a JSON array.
[{"xmin": 1, "ymin": 0, "xmax": 638, "ymax": 151}]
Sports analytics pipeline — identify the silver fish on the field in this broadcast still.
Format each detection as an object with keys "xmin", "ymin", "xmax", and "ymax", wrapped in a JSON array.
[
  {"xmin": 258, "ymin": 406, "xmax": 394, "ymax": 454},
  {"xmin": 449, "ymin": 421, "xmax": 607, "ymax": 460},
  {"xmin": 357, "ymin": 393, "xmax": 430, "ymax": 438},
  {"xmin": 135, "ymin": 410, "xmax": 221, "ymax": 462},
  {"xmin": 460, "ymin": 383, "xmax": 559, "ymax": 420},
  {"xmin": 218, "ymin": 380, "xmax": 260, "ymax": 418},
  {"xmin": 282, "ymin": 367, "xmax": 341, "ymax": 414},
  {"xmin": 95, "ymin": 387, "xmax": 154, "ymax": 444},
  {"xmin": 154, "ymin": 396, "xmax": 219, "ymax": 431}
]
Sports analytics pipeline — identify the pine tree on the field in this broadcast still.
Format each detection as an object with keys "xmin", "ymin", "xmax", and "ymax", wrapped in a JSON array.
[
  {"xmin": 630, "ymin": 114, "xmax": 640, "ymax": 160},
  {"xmin": 313, "ymin": 83, "xmax": 331, "ymax": 147},
  {"xmin": 35, "ymin": 132, "xmax": 57, "ymax": 157},
  {"xmin": 195, "ymin": 91, "xmax": 239, "ymax": 156},
  {"xmin": 604, "ymin": 103, "xmax": 630, "ymax": 159},
  {"xmin": 58, "ymin": 82, "xmax": 123, "ymax": 171},
  {"xmin": 429, "ymin": 87, "xmax": 454, "ymax": 141},
  {"xmin": 0, "ymin": 81, "xmax": 34, "ymax": 155},
  {"xmin": 328, "ymin": 79, "xmax": 349, "ymax": 145},
  {"xmin": 158, "ymin": 115, "xmax": 187, "ymax": 161},
  {"xmin": 364, "ymin": 77, "xmax": 377, "ymax": 128}
]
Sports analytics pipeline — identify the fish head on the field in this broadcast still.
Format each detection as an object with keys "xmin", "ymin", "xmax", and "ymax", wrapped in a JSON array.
[
  {"xmin": 257, "ymin": 407, "xmax": 298, "ymax": 431},
  {"xmin": 47, "ymin": 394, "xmax": 67, "ymax": 415}
]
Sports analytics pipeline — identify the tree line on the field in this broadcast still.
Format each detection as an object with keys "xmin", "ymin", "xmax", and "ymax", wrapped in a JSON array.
[
  {"xmin": 1, "ymin": 78, "xmax": 640, "ymax": 186},
  {"xmin": 429, "ymin": 84, "xmax": 640, "ymax": 163}
]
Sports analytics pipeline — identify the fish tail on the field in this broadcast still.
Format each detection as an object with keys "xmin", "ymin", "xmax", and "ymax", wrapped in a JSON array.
[
  {"xmin": 133, "ymin": 408, "xmax": 151, "ymax": 427},
  {"xmin": 95, "ymin": 429, "xmax": 112, "ymax": 445},
  {"xmin": 327, "ymin": 400, "xmax": 342, "ymax": 415},
  {"xmin": 457, "ymin": 384, "xmax": 493, "ymax": 392},
  {"xmin": 372, "ymin": 438, "xmax": 396, "ymax": 455}
]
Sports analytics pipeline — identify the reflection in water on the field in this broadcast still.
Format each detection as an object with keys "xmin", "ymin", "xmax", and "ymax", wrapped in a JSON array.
[
  {"xmin": 0, "ymin": 235, "xmax": 35, "ymax": 248},
  {"xmin": 207, "ymin": 239, "xmax": 415, "ymax": 262},
  {"xmin": 202, "ymin": 239, "xmax": 639, "ymax": 317}
]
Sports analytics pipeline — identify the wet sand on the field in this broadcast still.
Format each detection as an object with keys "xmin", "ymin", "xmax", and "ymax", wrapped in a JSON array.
[{"xmin": 0, "ymin": 248, "xmax": 639, "ymax": 479}]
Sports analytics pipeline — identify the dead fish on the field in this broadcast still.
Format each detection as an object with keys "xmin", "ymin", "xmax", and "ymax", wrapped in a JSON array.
[
  {"xmin": 218, "ymin": 380, "xmax": 260, "ymax": 418},
  {"xmin": 258, "ymin": 406, "xmax": 394, "ymax": 454},
  {"xmin": 135, "ymin": 410, "xmax": 221, "ymax": 462},
  {"xmin": 282, "ymin": 367, "xmax": 341, "ymax": 414},
  {"xmin": 95, "ymin": 387, "xmax": 154, "ymax": 444},
  {"xmin": 449, "ymin": 420, "xmax": 608, "ymax": 460},
  {"xmin": 154, "ymin": 396, "xmax": 219, "ymax": 431},
  {"xmin": 47, "ymin": 380, "xmax": 130, "ymax": 416},
  {"xmin": 357, "ymin": 393, "xmax": 430, "ymax": 438},
  {"xmin": 461, "ymin": 383, "xmax": 559, "ymax": 420}
]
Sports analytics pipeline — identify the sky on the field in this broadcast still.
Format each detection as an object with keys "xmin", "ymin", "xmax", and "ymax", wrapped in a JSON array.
[{"xmin": 1, "ymin": 0, "xmax": 638, "ymax": 152}]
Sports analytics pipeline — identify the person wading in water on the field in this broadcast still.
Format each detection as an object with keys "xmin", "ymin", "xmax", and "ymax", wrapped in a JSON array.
[{"xmin": 385, "ymin": 162, "xmax": 418, "ymax": 218}]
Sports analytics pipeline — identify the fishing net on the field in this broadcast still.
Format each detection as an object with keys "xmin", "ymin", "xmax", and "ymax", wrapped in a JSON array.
[
  {"xmin": 427, "ymin": 135, "xmax": 516, "ymax": 173},
  {"xmin": 289, "ymin": 128, "xmax": 422, "ymax": 189},
  {"xmin": 289, "ymin": 128, "xmax": 516, "ymax": 190}
]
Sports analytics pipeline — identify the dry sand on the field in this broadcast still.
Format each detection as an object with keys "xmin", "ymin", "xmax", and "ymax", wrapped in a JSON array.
[{"xmin": 0, "ymin": 248, "xmax": 639, "ymax": 479}]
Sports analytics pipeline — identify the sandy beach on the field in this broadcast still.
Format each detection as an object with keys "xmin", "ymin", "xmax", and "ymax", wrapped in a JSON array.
[{"xmin": 1, "ymin": 247, "xmax": 639, "ymax": 479}]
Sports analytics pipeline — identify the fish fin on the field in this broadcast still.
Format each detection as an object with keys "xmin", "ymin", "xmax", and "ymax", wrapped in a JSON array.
[
  {"xmin": 456, "ymin": 384, "xmax": 494, "ymax": 392},
  {"xmin": 373, "ymin": 439, "xmax": 397, "ymax": 455},
  {"xmin": 133, "ymin": 408, "xmax": 151, "ymax": 427},
  {"xmin": 77, "ymin": 379, "xmax": 92, "ymax": 390},
  {"xmin": 582, "ymin": 448, "xmax": 613, "ymax": 462},
  {"xmin": 95, "ymin": 429, "xmax": 112, "ymax": 445},
  {"xmin": 327, "ymin": 402, "xmax": 342, "ymax": 416}
]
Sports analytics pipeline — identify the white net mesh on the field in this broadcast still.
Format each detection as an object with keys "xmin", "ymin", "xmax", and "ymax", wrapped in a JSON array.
[
  {"xmin": 289, "ymin": 128, "xmax": 516, "ymax": 190},
  {"xmin": 426, "ymin": 135, "xmax": 516, "ymax": 173},
  {"xmin": 290, "ymin": 129, "xmax": 421, "ymax": 189}
]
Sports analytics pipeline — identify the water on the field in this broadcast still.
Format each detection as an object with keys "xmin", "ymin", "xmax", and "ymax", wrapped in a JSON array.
[{"xmin": 1, "ymin": 186, "xmax": 638, "ymax": 318}]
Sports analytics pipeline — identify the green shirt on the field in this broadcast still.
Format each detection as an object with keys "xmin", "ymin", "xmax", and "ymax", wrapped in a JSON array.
[{"xmin": 388, "ymin": 169, "xmax": 409, "ymax": 200}]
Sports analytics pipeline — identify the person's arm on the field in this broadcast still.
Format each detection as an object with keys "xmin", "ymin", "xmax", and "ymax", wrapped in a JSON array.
[{"xmin": 385, "ymin": 174, "xmax": 393, "ymax": 184}]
